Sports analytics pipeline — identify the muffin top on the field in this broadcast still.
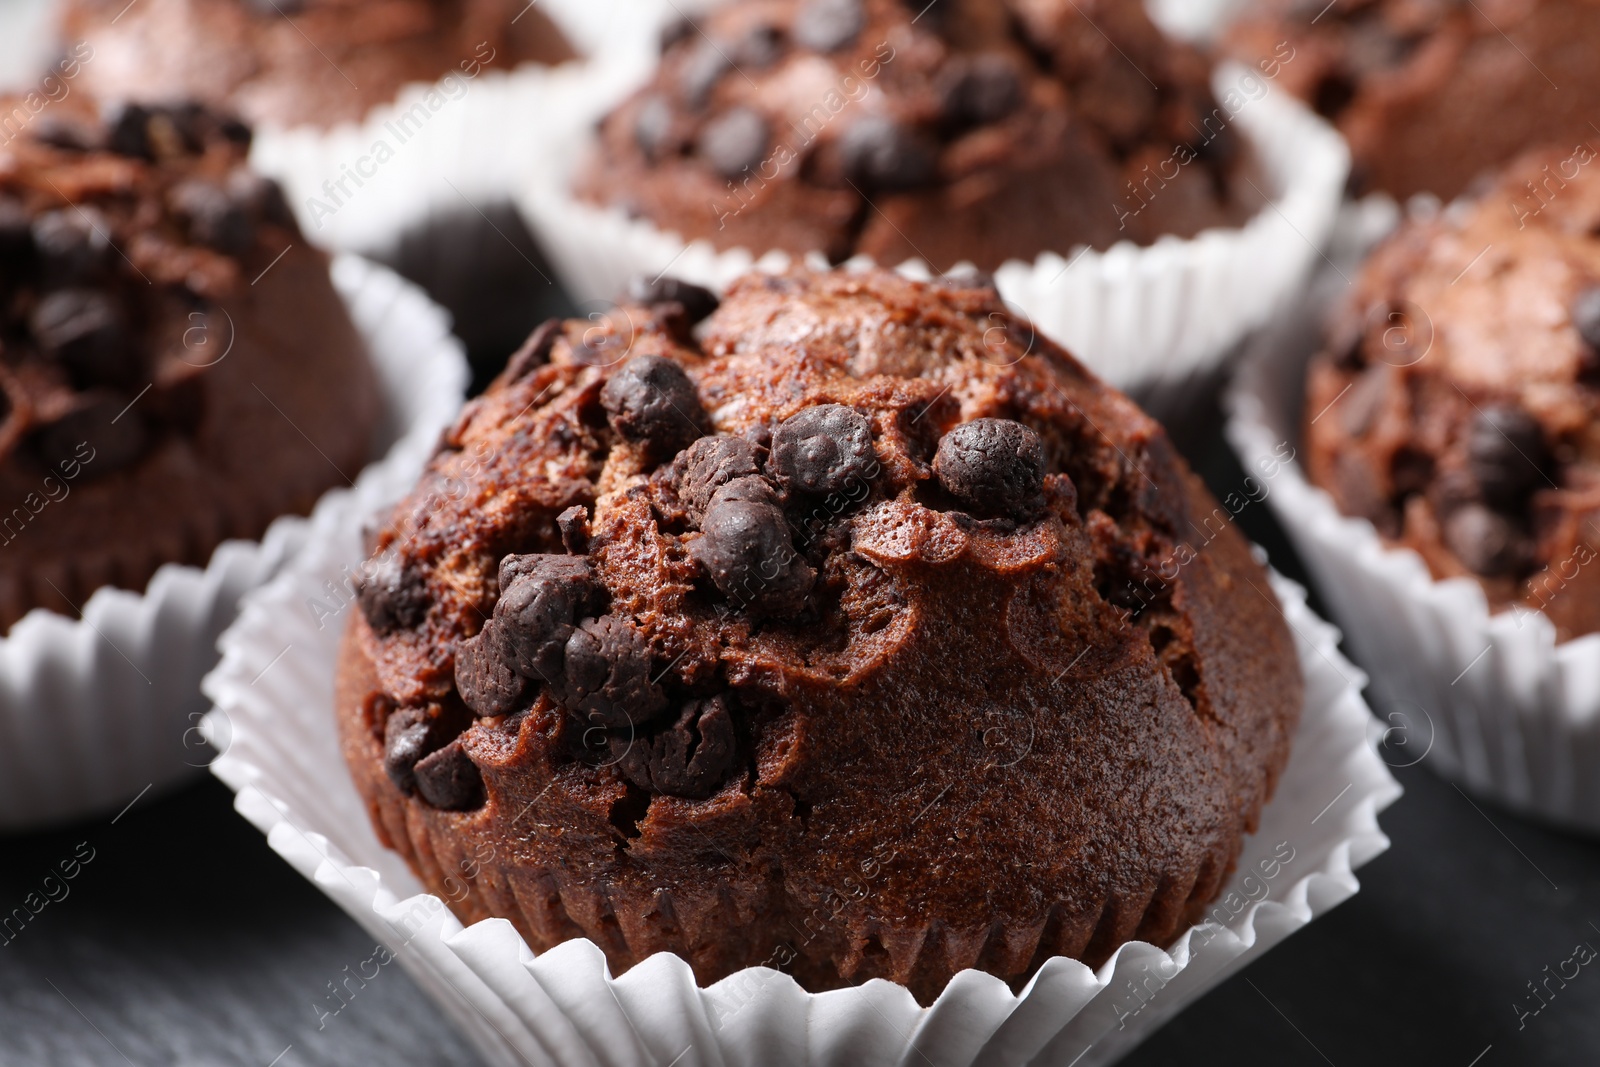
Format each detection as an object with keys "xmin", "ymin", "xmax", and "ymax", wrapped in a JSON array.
[
  {"xmin": 1227, "ymin": 0, "xmax": 1600, "ymax": 200},
  {"xmin": 342, "ymin": 266, "xmax": 1302, "ymax": 998},
  {"xmin": 1305, "ymin": 144, "xmax": 1600, "ymax": 640},
  {"xmin": 0, "ymin": 99, "xmax": 376, "ymax": 624},
  {"xmin": 580, "ymin": 0, "xmax": 1261, "ymax": 271},
  {"xmin": 59, "ymin": 0, "xmax": 575, "ymax": 129}
]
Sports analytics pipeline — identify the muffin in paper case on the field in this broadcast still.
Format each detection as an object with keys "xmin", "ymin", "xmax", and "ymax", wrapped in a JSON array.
[
  {"xmin": 203, "ymin": 504, "xmax": 1397, "ymax": 1067},
  {"xmin": 0, "ymin": 256, "xmax": 467, "ymax": 830}
]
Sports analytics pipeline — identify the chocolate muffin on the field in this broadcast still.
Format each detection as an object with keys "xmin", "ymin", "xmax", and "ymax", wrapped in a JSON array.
[
  {"xmin": 0, "ymin": 99, "xmax": 378, "ymax": 627},
  {"xmin": 1306, "ymin": 144, "xmax": 1600, "ymax": 640},
  {"xmin": 578, "ymin": 0, "xmax": 1263, "ymax": 271},
  {"xmin": 335, "ymin": 266, "xmax": 1302, "ymax": 999},
  {"xmin": 58, "ymin": 0, "xmax": 574, "ymax": 130},
  {"xmin": 1226, "ymin": 0, "xmax": 1600, "ymax": 201}
]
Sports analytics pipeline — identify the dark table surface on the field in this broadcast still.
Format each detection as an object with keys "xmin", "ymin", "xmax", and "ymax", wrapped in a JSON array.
[{"xmin": 3, "ymin": 212, "xmax": 1599, "ymax": 1067}]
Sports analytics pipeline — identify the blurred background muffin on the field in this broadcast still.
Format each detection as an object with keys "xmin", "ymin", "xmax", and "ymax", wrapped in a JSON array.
[
  {"xmin": 0, "ymin": 98, "xmax": 377, "ymax": 626},
  {"xmin": 1305, "ymin": 143, "xmax": 1600, "ymax": 640},
  {"xmin": 1226, "ymin": 0, "xmax": 1600, "ymax": 201},
  {"xmin": 580, "ymin": 0, "xmax": 1265, "ymax": 271},
  {"xmin": 57, "ymin": 0, "xmax": 574, "ymax": 130}
]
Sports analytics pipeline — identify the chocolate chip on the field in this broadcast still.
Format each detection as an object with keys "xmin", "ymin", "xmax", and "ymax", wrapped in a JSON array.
[
  {"xmin": 839, "ymin": 115, "xmax": 939, "ymax": 191},
  {"xmin": 1467, "ymin": 404, "xmax": 1548, "ymax": 510},
  {"xmin": 413, "ymin": 739, "xmax": 485, "ymax": 811},
  {"xmin": 691, "ymin": 476, "xmax": 815, "ymax": 615},
  {"xmin": 31, "ymin": 209, "xmax": 111, "ymax": 287},
  {"xmin": 455, "ymin": 622, "xmax": 526, "ymax": 717},
  {"xmin": 558, "ymin": 615, "xmax": 668, "ymax": 729},
  {"xmin": 504, "ymin": 318, "xmax": 563, "ymax": 382},
  {"xmin": 30, "ymin": 289, "xmax": 133, "ymax": 388},
  {"xmin": 738, "ymin": 23, "xmax": 785, "ymax": 68},
  {"xmin": 681, "ymin": 40, "xmax": 733, "ymax": 108},
  {"xmin": 1443, "ymin": 503, "xmax": 1525, "ymax": 578},
  {"xmin": 634, "ymin": 94, "xmax": 676, "ymax": 160},
  {"xmin": 794, "ymin": 0, "xmax": 864, "ymax": 52},
  {"xmin": 934, "ymin": 418, "xmax": 1046, "ymax": 519},
  {"xmin": 769, "ymin": 404, "xmax": 876, "ymax": 495},
  {"xmin": 558, "ymin": 505, "xmax": 591, "ymax": 555},
  {"xmin": 672, "ymin": 435, "xmax": 763, "ymax": 522},
  {"xmin": 383, "ymin": 705, "xmax": 445, "ymax": 794},
  {"xmin": 227, "ymin": 171, "xmax": 295, "ymax": 229},
  {"xmin": 613, "ymin": 694, "xmax": 739, "ymax": 799},
  {"xmin": 1391, "ymin": 446, "xmax": 1434, "ymax": 498},
  {"xmin": 493, "ymin": 555, "xmax": 600, "ymax": 684},
  {"xmin": 358, "ymin": 552, "xmax": 430, "ymax": 634},
  {"xmin": 104, "ymin": 104, "xmax": 153, "ymax": 159},
  {"xmin": 1572, "ymin": 285, "xmax": 1600, "ymax": 354},
  {"xmin": 32, "ymin": 394, "xmax": 148, "ymax": 477},
  {"xmin": 218, "ymin": 115, "xmax": 254, "ymax": 148},
  {"xmin": 0, "ymin": 196, "xmax": 28, "ymax": 261},
  {"xmin": 170, "ymin": 179, "xmax": 255, "ymax": 255},
  {"xmin": 700, "ymin": 107, "xmax": 770, "ymax": 179},
  {"xmin": 600, "ymin": 355, "xmax": 707, "ymax": 458},
  {"xmin": 154, "ymin": 102, "xmax": 211, "ymax": 154},
  {"xmin": 626, "ymin": 275, "xmax": 720, "ymax": 325},
  {"xmin": 939, "ymin": 54, "xmax": 1024, "ymax": 129},
  {"xmin": 1310, "ymin": 71, "xmax": 1357, "ymax": 120}
]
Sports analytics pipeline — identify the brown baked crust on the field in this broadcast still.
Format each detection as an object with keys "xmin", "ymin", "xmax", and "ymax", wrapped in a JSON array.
[
  {"xmin": 579, "ymin": 0, "xmax": 1262, "ymax": 272},
  {"xmin": 336, "ymin": 267, "xmax": 1301, "ymax": 1000},
  {"xmin": 0, "ymin": 101, "xmax": 378, "ymax": 627},
  {"xmin": 1226, "ymin": 0, "xmax": 1600, "ymax": 201},
  {"xmin": 58, "ymin": 0, "xmax": 575, "ymax": 130},
  {"xmin": 1306, "ymin": 144, "xmax": 1600, "ymax": 641}
]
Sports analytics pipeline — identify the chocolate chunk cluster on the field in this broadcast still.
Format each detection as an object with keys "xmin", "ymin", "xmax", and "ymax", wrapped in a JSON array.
[
  {"xmin": 441, "ymin": 546, "xmax": 739, "ymax": 801},
  {"xmin": 0, "ymin": 100, "xmax": 291, "ymax": 478},
  {"xmin": 366, "ymin": 275, "xmax": 1058, "ymax": 808}
]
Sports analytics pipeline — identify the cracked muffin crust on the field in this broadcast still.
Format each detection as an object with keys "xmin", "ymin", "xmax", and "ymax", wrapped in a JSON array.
[
  {"xmin": 336, "ymin": 267, "xmax": 1302, "ymax": 1000},
  {"xmin": 59, "ymin": 0, "xmax": 574, "ymax": 130},
  {"xmin": 1226, "ymin": 0, "xmax": 1600, "ymax": 201},
  {"xmin": 1306, "ymin": 145, "xmax": 1600, "ymax": 641},
  {"xmin": 579, "ymin": 0, "xmax": 1263, "ymax": 272},
  {"xmin": 0, "ymin": 100, "xmax": 377, "ymax": 627}
]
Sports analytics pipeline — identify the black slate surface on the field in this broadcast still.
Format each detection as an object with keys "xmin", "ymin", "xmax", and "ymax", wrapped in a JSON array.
[{"xmin": 3, "ymin": 232, "xmax": 1600, "ymax": 1067}]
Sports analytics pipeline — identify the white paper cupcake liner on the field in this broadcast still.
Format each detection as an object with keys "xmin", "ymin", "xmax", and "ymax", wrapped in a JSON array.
[
  {"xmin": 0, "ymin": 255, "xmax": 467, "ymax": 832},
  {"xmin": 201, "ymin": 450, "xmax": 1399, "ymax": 1067},
  {"xmin": 1224, "ymin": 196, "xmax": 1600, "ymax": 834},
  {"xmin": 516, "ymin": 62, "xmax": 1349, "ymax": 395},
  {"xmin": 246, "ymin": 0, "xmax": 674, "ymax": 261},
  {"xmin": 0, "ymin": 0, "xmax": 54, "ymax": 93},
  {"xmin": 1144, "ymin": 0, "xmax": 1249, "ymax": 44}
]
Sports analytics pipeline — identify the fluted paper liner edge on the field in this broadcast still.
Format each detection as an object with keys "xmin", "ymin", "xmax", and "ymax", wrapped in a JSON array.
[{"xmin": 202, "ymin": 478, "xmax": 1399, "ymax": 1065}]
